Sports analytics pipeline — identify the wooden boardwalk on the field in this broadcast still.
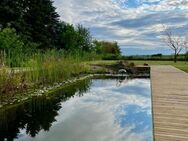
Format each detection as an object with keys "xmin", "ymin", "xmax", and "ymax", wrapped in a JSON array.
[{"xmin": 151, "ymin": 66, "xmax": 188, "ymax": 141}]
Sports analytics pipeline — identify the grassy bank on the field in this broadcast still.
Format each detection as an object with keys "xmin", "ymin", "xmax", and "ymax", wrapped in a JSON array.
[
  {"xmin": 0, "ymin": 50, "xmax": 101, "ymax": 97},
  {"xmin": 131, "ymin": 61, "xmax": 188, "ymax": 73},
  {"xmin": 88, "ymin": 60, "xmax": 188, "ymax": 73}
]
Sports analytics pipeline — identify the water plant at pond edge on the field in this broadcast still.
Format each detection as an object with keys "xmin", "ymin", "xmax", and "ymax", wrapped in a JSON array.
[{"xmin": 0, "ymin": 50, "xmax": 99, "ymax": 103}]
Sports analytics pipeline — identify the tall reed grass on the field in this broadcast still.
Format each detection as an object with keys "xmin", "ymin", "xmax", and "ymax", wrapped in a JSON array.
[{"xmin": 0, "ymin": 50, "xmax": 101, "ymax": 96}]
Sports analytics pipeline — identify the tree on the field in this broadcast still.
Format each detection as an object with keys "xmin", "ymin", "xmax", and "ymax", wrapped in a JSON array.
[
  {"xmin": 185, "ymin": 51, "xmax": 188, "ymax": 61},
  {"xmin": 163, "ymin": 27, "xmax": 184, "ymax": 63},
  {"xmin": 0, "ymin": 0, "xmax": 60, "ymax": 49},
  {"xmin": 25, "ymin": 0, "xmax": 60, "ymax": 49},
  {"xmin": 151, "ymin": 54, "xmax": 162, "ymax": 57},
  {"xmin": 93, "ymin": 40, "xmax": 121, "ymax": 59},
  {"xmin": 0, "ymin": 28, "xmax": 25, "ymax": 66},
  {"xmin": 57, "ymin": 23, "xmax": 93, "ymax": 52},
  {"xmin": 0, "ymin": 28, "xmax": 38, "ymax": 67},
  {"xmin": 57, "ymin": 22, "xmax": 79, "ymax": 50},
  {"xmin": 93, "ymin": 40, "xmax": 121, "ymax": 55},
  {"xmin": 76, "ymin": 24, "xmax": 92, "ymax": 52},
  {"xmin": 0, "ymin": 0, "xmax": 23, "ymax": 28}
]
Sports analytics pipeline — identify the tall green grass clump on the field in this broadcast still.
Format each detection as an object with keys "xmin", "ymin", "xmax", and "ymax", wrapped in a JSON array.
[
  {"xmin": 0, "ymin": 50, "xmax": 94, "ymax": 96},
  {"xmin": 24, "ymin": 50, "xmax": 92, "ymax": 86},
  {"xmin": 0, "ymin": 28, "xmax": 100, "ymax": 98}
]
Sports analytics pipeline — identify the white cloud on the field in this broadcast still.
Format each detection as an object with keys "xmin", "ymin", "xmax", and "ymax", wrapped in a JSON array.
[
  {"xmin": 16, "ymin": 79, "xmax": 153, "ymax": 141},
  {"xmin": 53, "ymin": 0, "xmax": 188, "ymax": 51}
]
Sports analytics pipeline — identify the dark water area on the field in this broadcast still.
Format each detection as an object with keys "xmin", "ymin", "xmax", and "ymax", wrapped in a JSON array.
[{"xmin": 0, "ymin": 77, "xmax": 153, "ymax": 141}]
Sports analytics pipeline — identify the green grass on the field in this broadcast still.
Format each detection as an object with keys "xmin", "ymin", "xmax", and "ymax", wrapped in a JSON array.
[
  {"xmin": 0, "ymin": 50, "xmax": 97, "ymax": 95},
  {"xmin": 130, "ymin": 60, "xmax": 188, "ymax": 73},
  {"xmin": 85, "ymin": 60, "xmax": 118, "ymax": 66},
  {"xmin": 88, "ymin": 60, "xmax": 188, "ymax": 73}
]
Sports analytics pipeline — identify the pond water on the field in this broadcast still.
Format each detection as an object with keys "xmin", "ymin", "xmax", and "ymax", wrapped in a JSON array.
[{"xmin": 0, "ymin": 77, "xmax": 153, "ymax": 141}]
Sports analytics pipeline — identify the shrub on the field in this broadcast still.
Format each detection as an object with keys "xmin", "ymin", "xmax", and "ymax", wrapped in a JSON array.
[{"xmin": 0, "ymin": 28, "xmax": 37, "ymax": 67}]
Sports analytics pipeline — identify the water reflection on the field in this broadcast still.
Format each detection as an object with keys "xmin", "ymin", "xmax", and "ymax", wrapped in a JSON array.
[
  {"xmin": 0, "ymin": 79, "xmax": 91, "ymax": 141},
  {"xmin": 0, "ymin": 78, "xmax": 153, "ymax": 141}
]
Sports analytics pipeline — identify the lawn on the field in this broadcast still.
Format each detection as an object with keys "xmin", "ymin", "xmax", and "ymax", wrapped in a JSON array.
[
  {"xmin": 88, "ymin": 60, "xmax": 188, "ymax": 73},
  {"xmin": 131, "ymin": 60, "xmax": 188, "ymax": 73},
  {"xmin": 85, "ymin": 60, "xmax": 118, "ymax": 65}
]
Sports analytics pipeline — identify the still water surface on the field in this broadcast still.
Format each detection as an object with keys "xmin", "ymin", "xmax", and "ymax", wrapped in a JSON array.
[{"xmin": 0, "ymin": 78, "xmax": 153, "ymax": 141}]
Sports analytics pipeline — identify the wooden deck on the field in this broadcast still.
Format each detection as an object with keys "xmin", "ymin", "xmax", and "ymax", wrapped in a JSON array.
[{"xmin": 151, "ymin": 66, "xmax": 188, "ymax": 141}]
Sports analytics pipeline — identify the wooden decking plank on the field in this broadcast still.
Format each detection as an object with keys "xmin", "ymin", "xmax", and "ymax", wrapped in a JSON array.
[{"xmin": 151, "ymin": 66, "xmax": 188, "ymax": 141}]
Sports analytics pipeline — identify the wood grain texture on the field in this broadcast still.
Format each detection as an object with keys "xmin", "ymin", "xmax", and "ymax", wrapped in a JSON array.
[{"xmin": 151, "ymin": 66, "xmax": 188, "ymax": 141}]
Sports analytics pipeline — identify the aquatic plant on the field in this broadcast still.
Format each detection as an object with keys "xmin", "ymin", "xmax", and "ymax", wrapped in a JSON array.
[{"xmin": 0, "ymin": 50, "xmax": 100, "ymax": 98}]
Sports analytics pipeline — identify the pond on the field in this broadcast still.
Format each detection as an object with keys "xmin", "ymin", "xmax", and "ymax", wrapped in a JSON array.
[{"xmin": 0, "ymin": 77, "xmax": 153, "ymax": 141}]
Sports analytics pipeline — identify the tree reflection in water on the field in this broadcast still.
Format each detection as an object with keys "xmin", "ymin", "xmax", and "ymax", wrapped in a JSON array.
[{"xmin": 0, "ymin": 79, "xmax": 91, "ymax": 141}]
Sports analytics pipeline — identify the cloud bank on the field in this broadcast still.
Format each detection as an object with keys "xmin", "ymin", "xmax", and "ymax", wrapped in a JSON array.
[{"xmin": 53, "ymin": 0, "xmax": 188, "ymax": 54}]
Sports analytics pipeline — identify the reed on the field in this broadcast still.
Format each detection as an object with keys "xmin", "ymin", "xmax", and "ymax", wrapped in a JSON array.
[{"xmin": 0, "ymin": 50, "xmax": 100, "ymax": 97}]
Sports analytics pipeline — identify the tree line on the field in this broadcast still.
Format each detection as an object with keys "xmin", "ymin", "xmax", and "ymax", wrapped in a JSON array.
[{"xmin": 0, "ymin": 0, "xmax": 121, "ymax": 60}]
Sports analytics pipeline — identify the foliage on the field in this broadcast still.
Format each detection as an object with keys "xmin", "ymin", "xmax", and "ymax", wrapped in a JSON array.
[
  {"xmin": 57, "ymin": 23, "xmax": 93, "ymax": 52},
  {"xmin": 102, "ymin": 54, "xmax": 121, "ymax": 60},
  {"xmin": 122, "ymin": 54, "xmax": 187, "ymax": 61},
  {"xmin": 185, "ymin": 52, "xmax": 188, "ymax": 61},
  {"xmin": 76, "ymin": 24, "xmax": 93, "ymax": 51},
  {"xmin": 151, "ymin": 54, "xmax": 162, "ymax": 57},
  {"xmin": 93, "ymin": 40, "xmax": 121, "ymax": 59},
  {"xmin": 0, "ymin": 0, "xmax": 121, "ymax": 55},
  {"xmin": 0, "ymin": 28, "xmax": 24, "ymax": 51},
  {"xmin": 0, "ymin": 0, "xmax": 94, "ymax": 51},
  {"xmin": 0, "ymin": 0, "xmax": 122, "ymax": 98},
  {"xmin": 0, "ymin": 0, "xmax": 60, "ymax": 49},
  {"xmin": 57, "ymin": 23, "xmax": 78, "ymax": 50},
  {"xmin": 0, "ymin": 28, "xmax": 38, "ymax": 67},
  {"xmin": 0, "ymin": 50, "xmax": 100, "ymax": 95}
]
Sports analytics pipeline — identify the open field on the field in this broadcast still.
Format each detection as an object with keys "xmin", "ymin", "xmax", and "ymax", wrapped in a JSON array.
[
  {"xmin": 88, "ymin": 60, "xmax": 188, "ymax": 73},
  {"xmin": 131, "ymin": 60, "xmax": 188, "ymax": 73}
]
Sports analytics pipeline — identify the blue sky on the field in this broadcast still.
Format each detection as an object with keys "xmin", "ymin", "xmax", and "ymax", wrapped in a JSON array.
[{"xmin": 53, "ymin": 0, "xmax": 188, "ymax": 55}]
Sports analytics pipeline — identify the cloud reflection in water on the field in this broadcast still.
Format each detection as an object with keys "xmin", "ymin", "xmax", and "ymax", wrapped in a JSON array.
[{"xmin": 15, "ymin": 78, "xmax": 153, "ymax": 141}]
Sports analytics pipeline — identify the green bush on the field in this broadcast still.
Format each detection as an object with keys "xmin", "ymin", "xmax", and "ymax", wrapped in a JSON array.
[
  {"xmin": 93, "ymin": 40, "xmax": 121, "ymax": 58},
  {"xmin": 102, "ymin": 54, "xmax": 121, "ymax": 60},
  {"xmin": 185, "ymin": 52, "xmax": 188, "ymax": 61},
  {"xmin": 0, "ymin": 28, "xmax": 37, "ymax": 67}
]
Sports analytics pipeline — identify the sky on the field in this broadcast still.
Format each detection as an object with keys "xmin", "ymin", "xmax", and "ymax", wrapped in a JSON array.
[
  {"xmin": 53, "ymin": 0, "xmax": 188, "ymax": 55},
  {"xmin": 17, "ymin": 79, "xmax": 152, "ymax": 141}
]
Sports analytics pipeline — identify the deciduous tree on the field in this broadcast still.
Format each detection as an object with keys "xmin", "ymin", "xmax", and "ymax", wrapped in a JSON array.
[{"xmin": 163, "ymin": 26, "xmax": 184, "ymax": 63}]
